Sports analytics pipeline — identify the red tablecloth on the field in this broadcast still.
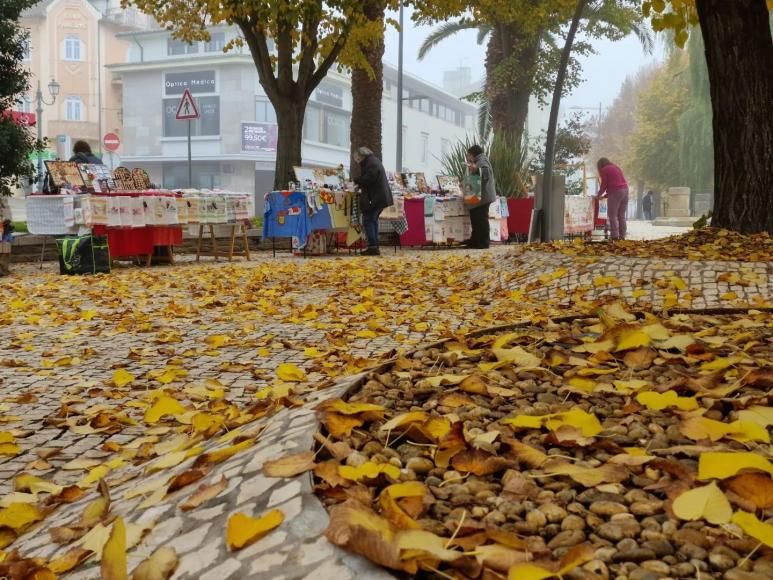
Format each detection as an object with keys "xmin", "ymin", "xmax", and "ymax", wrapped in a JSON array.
[
  {"xmin": 507, "ymin": 198, "xmax": 534, "ymax": 235},
  {"xmin": 91, "ymin": 191, "xmax": 183, "ymax": 258},
  {"xmin": 399, "ymin": 198, "xmax": 427, "ymax": 247}
]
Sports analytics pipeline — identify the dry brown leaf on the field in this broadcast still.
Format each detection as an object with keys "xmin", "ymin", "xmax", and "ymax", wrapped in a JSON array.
[
  {"xmin": 314, "ymin": 460, "xmax": 347, "ymax": 488},
  {"xmin": 320, "ymin": 412, "xmax": 364, "ymax": 438},
  {"xmin": 459, "ymin": 375, "xmax": 488, "ymax": 394},
  {"xmin": 623, "ymin": 347, "xmax": 656, "ymax": 369},
  {"xmin": 179, "ymin": 476, "xmax": 227, "ymax": 511},
  {"xmin": 48, "ymin": 547, "xmax": 93, "ymax": 573},
  {"xmin": 726, "ymin": 473, "xmax": 773, "ymax": 510},
  {"xmin": 502, "ymin": 438, "xmax": 549, "ymax": 468},
  {"xmin": 451, "ymin": 449, "xmax": 511, "ymax": 476},
  {"xmin": 167, "ymin": 468, "xmax": 209, "ymax": 494},
  {"xmin": 131, "ymin": 547, "xmax": 179, "ymax": 580},
  {"xmin": 475, "ymin": 544, "xmax": 532, "ymax": 572},
  {"xmin": 744, "ymin": 367, "xmax": 773, "ymax": 388},
  {"xmin": 439, "ymin": 392, "xmax": 475, "ymax": 408},
  {"xmin": 542, "ymin": 459, "xmax": 629, "ymax": 487},
  {"xmin": 263, "ymin": 451, "xmax": 315, "ymax": 478}
]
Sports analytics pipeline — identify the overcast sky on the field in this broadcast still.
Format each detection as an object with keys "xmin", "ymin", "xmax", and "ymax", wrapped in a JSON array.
[{"xmin": 383, "ymin": 7, "xmax": 665, "ymax": 116}]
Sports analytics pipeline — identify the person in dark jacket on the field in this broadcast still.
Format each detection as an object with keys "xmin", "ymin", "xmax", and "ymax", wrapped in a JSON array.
[
  {"xmin": 642, "ymin": 190, "xmax": 654, "ymax": 221},
  {"xmin": 353, "ymin": 147, "xmax": 394, "ymax": 256},
  {"xmin": 69, "ymin": 140, "xmax": 103, "ymax": 164},
  {"xmin": 465, "ymin": 144, "xmax": 496, "ymax": 249}
]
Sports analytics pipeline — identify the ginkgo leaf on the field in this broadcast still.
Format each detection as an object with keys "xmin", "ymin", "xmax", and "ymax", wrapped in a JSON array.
[
  {"xmin": 731, "ymin": 511, "xmax": 773, "ymax": 548},
  {"xmin": 179, "ymin": 476, "xmax": 228, "ymax": 511},
  {"xmin": 609, "ymin": 379, "xmax": 651, "ymax": 394},
  {"xmin": 396, "ymin": 529, "xmax": 462, "ymax": 561},
  {"xmin": 339, "ymin": 462, "xmax": 400, "ymax": 482},
  {"xmin": 48, "ymin": 548, "xmax": 93, "ymax": 574},
  {"xmin": 491, "ymin": 347, "xmax": 542, "ymax": 368},
  {"xmin": 508, "ymin": 544, "xmax": 595, "ymax": 580},
  {"xmin": 144, "ymin": 396, "xmax": 186, "ymax": 424},
  {"xmin": 380, "ymin": 411, "xmax": 429, "ymax": 432},
  {"xmin": 503, "ymin": 409, "xmax": 602, "ymax": 437},
  {"xmin": 636, "ymin": 391, "xmax": 698, "ymax": 411},
  {"xmin": 226, "ymin": 509, "xmax": 284, "ymax": 550},
  {"xmin": 737, "ymin": 405, "xmax": 773, "ymax": 428},
  {"xmin": 101, "ymin": 516, "xmax": 127, "ymax": 580},
  {"xmin": 698, "ymin": 452, "xmax": 773, "ymax": 480},
  {"xmin": 672, "ymin": 482, "xmax": 732, "ymax": 524},
  {"xmin": 661, "ymin": 334, "xmax": 696, "ymax": 351},
  {"xmin": 263, "ymin": 451, "xmax": 315, "ymax": 478},
  {"xmin": 131, "ymin": 547, "xmax": 179, "ymax": 580},
  {"xmin": 194, "ymin": 439, "xmax": 255, "ymax": 468},
  {"xmin": 700, "ymin": 355, "xmax": 745, "ymax": 371},
  {"xmin": 423, "ymin": 374, "xmax": 467, "ymax": 387},
  {"xmin": 504, "ymin": 439, "xmax": 549, "ymax": 468},
  {"xmin": 276, "ymin": 363, "xmax": 306, "ymax": 382},
  {"xmin": 112, "ymin": 369, "xmax": 135, "ymax": 388},
  {"xmin": 726, "ymin": 473, "xmax": 773, "ymax": 509},
  {"xmin": 205, "ymin": 334, "xmax": 231, "ymax": 348},
  {"xmin": 614, "ymin": 328, "xmax": 651, "ymax": 351},
  {"xmin": 541, "ymin": 459, "xmax": 629, "ymax": 487},
  {"xmin": 317, "ymin": 399, "xmax": 385, "ymax": 417}
]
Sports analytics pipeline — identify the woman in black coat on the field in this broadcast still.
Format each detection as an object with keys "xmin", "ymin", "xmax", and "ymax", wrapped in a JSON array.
[{"xmin": 353, "ymin": 147, "xmax": 393, "ymax": 256}]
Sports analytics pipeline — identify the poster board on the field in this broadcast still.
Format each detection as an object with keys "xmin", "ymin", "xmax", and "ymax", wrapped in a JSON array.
[
  {"xmin": 399, "ymin": 172, "xmax": 429, "ymax": 193},
  {"xmin": 45, "ymin": 161, "xmax": 85, "ymax": 189}
]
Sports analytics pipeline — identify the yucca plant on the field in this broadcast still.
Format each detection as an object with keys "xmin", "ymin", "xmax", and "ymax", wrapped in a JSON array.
[{"xmin": 438, "ymin": 131, "xmax": 530, "ymax": 199}]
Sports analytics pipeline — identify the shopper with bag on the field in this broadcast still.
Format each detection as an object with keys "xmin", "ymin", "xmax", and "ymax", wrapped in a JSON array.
[
  {"xmin": 596, "ymin": 157, "xmax": 629, "ymax": 240},
  {"xmin": 353, "ymin": 147, "xmax": 393, "ymax": 256},
  {"xmin": 464, "ymin": 145, "xmax": 496, "ymax": 249}
]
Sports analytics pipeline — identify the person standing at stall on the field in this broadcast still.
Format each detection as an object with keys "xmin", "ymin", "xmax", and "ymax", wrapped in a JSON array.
[
  {"xmin": 596, "ymin": 157, "xmax": 629, "ymax": 240},
  {"xmin": 69, "ymin": 141, "xmax": 103, "ymax": 164},
  {"xmin": 353, "ymin": 147, "xmax": 393, "ymax": 256},
  {"xmin": 465, "ymin": 145, "xmax": 496, "ymax": 249}
]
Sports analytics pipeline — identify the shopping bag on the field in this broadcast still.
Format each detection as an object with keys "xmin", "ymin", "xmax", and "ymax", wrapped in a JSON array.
[{"xmin": 56, "ymin": 235, "xmax": 111, "ymax": 275}]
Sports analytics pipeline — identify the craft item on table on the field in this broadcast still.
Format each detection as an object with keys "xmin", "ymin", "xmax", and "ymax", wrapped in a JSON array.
[
  {"xmin": 176, "ymin": 198, "xmax": 189, "ymax": 224},
  {"xmin": 293, "ymin": 166, "xmax": 345, "ymax": 192},
  {"xmin": 107, "ymin": 196, "xmax": 122, "ymax": 227},
  {"xmin": 113, "ymin": 167, "xmax": 132, "ymax": 190},
  {"xmin": 463, "ymin": 174, "xmax": 482, "ymax": 206},
  {"xmin": 293, "ymin": 230, "xmax": 328, "ymax": 256},
  {"xmin": 232, "ymin": 196, "xmax": 249, "ymax": 221},
  {"xmin": 186, "ymin": 197, "xmax": 201, "ymax": 223},
  {"xmin": 489, "ymin": 198, "xmax": 503, "ymax": 219},
  {"xmin": 263, "ymin": 191, "xmax": 312, "ymax": 248},
  {"xmin": 131, "ymin": 197, "xmax": 146, "ymax": 228},
  {"xmin": 350, "ymin": 190, "xmax": 362, "ymax": 227},
  {"xmin": 346, "ymin": 225, "xmax": 364, "ymax": 247},
  {"xmin": 437, "ymin": 175, "xmax": 463, "ymax": 195},
  {"xmin": 500, "ymin": 197, "xmax": 510, "ymax": 218},
  {"xmin": 433, "ymin": 200, "xmax": 447, "ymax": 222},
  {"xmin": 423, "ymin": 196, "xmax": 435, "ymax": 218},
  {"xmin": 63, "ymin": 196, "xmax": 75, "ymax": 228},
  {"xmin": 162, "ymin": 197, "xmax": 179, "ymax": 225},
  {"xmin": 400, "ymin": 172, "xmax": 428, "ymax": 193},
  {"xmin": 119, "ymin": 196, "xmax": 133, "ymax": 227},
  {"xmin": 80, "ymin": 196, "xmax": 93, "ymax": 226},
  {"xmin": 328, "ymin": 190, "xmax": 350, "ymax": 229},
  {"xmin": 90, "ymin": 196, "xmax": 107, "ymax": 226},
  {"xmin": 489, "ymin": 218, "xmax": 505, "ymax": 242},
  {"xmin": 149, "ymin": 196, "xmax": 165, "ymax": 225},
  {"xmin": 78, "ymin": 164, "xmax": 111, "ymax": 191},
  {"xmin": 381, "ymin": 195, "xmax": 405, "ymax": 220},
  {"xmin": 45, "ymin": 161, "xmax": 86, "ymax": 190},
  {"xmin": 131, "ymin": 168, "xmax": 151, "ymax": 190},
  {"xmin": 212, "ymin": 195, "xmax": 228, "ymax": 223}
]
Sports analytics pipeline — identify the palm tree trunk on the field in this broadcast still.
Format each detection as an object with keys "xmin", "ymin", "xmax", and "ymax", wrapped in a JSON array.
[
  {"xmin": 349, "ymin": 0, "xmax": 385, "ymax": 180},
  {"xmin": 486, "ymin": 23, "xmax": 541, "ymax": 144}
]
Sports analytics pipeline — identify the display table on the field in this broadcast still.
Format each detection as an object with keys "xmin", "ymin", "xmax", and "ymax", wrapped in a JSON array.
[
  {"xmin": 507, "ymin": 198, "xmax": 534, "ymax": 237},
  {"xmin": 399, "ymin": 198, "xmax": 427, "ymax": 247}
]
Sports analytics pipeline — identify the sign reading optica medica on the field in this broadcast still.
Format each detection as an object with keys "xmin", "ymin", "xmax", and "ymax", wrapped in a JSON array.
[
  {"xmin": 165, "ymin": 71, "xmax": 216, "ymax": 95},
  {"xmin": 241, "ymin": 122, "xmax": 278, "ymax": 153}
]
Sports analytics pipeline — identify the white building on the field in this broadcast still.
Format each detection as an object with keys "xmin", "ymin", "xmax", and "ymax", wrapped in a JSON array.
[{"xmin": 108, "ymin": 26, "xmax": 477, "ymax": 203}]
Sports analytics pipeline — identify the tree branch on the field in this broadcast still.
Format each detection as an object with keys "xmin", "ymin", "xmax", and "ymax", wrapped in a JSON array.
[
  {"xmin": 238, "ymin": 20, "xmax": 279, "ymax": 103},
  {"xmin": 297, "ymin": 11, "xmax": 321, "ymax": 87}
]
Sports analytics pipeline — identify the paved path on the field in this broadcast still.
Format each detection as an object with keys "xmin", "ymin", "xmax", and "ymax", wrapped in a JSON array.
[{"xmin": 0, "ymin": 245, "xmax": 770, "ymax": 578}]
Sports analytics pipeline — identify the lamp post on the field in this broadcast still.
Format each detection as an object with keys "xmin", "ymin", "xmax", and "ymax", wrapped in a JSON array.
[
  {"xmin": 35, "ymin": 78, "xmax": 61, "ymax": 192},
  {"xmin": 396, "ymin": 2, "xmax": 404, "ymax": 173}
]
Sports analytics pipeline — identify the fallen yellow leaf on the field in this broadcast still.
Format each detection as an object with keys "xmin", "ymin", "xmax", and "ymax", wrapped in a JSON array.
[
  {"xmin": 226, "ymin": 509, "xmax": 284, "ymax": 550},
  {"xmin": 672, "ymin": 482, "xmax": 732, "ymax": 524}
]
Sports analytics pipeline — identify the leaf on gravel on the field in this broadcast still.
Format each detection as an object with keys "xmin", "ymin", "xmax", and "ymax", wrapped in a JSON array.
[
  {"xmin": 503, "ymin": 409, "xmax": 603, "ymax": 438},
  {"xmin": 731, "ymin": 511, "xmax": 773, "ymax": 548},
  {"xmin": 475, "ymin": 544, "xmax": 532, "ymax": 572},
  {"xmin": 264, "ymin": 451, "xmax": 315, "ymax": 478},
  {"xmin": 508, "ymin": 544, "xmax": 595, "ymax": 580},
  {"xmin": 459, "ymin": 374, "xmax": 488, "ymax": 394},
  {"xmin": 397, "ymin": 529, "xmax": 462, "ymax": 562},
  {"xmin": 112, "ymin": 369, "xmax": 135, "ymax": 388},
  {"xmin": 565, "ymin": 377, "xmax": 596, "ymax": 394},
  {"xmin": 314, "ymin": 460, "xmax": 347, "ymax": 488},
  {"xmin": 0, "ymin": 503, "xmax": 43, "ymax": 530},
  {"xmin": 101, "ymin": 516, "xmax": 127, "ymax": 580},
  {"xmin": 320, "ymin": 413, "xmax": 365, "ymax": 438},
  {"xmin": 681, "ymin": 417, "xmax": 770, "ymax": 443},
  {"xmin": 423, "ymin": 374, "xmax": 467, "ymax": 387},
  {"xmin": 226, "ymin": 509, "xmax": 284, "ymax": 550},
  {"xmin": 276, "ymin": 363, "xmax": 306, "ymax": 382},
  {"xmin": 193, "ymin": 439, "xmax": 255, "ymax": 468},
  {"xmin": 737, "ymin": 405, "xmax": 773, "ymax": 428},
  {"xmin": 439, "ymin": 392, "xmax": 475, "ymax": 408},
  {"xmin": 623, "ymin": 347, "xmax": 657, "ymax": 369},
  {"xmin": 14, "ymin": 474, "xmax": 62, "ymax": 495},
  {"xmin": 700, "ymin": 355, "xmax": 745, "ymax": 372},
  {"xmin": 451, "ymin": 449, "xmax": 511, "ymax": 476},
  {"xmin": 672, "ymin": 482, "xmax": 732, "ymax": 524},
  {"xmin": 380, "ymin": 411, "xmax": 429, "ymax": 432},
  {"xmin": 316, "ymin": 399, "xmax": 385, "ymax": 418},
  {"xmin": 338, "ymin": 462, "xmax": 400, "ymax": 483},
  {"xmin": 636, "ymin": 391, "xmax": 698, "ymax": 411},
  {"xmin": 541, "ymin": 459, "xmax": 629, "ymax": 487},
  {"xmin": 661, "ymin": 334, "xmax": 696, "ymax": 351},
  {"xmin": 502, "ymin": 438, "xmax": 549, "ymax": 468},
  {"xmin": 744, "ymin": 368, "xmax": 773, "ymax": 388},
  {"xmin": 131, "ymin": 547, "xmax": 179, "ymax": 580},
  {"xmin": 179, "ymin": 476, "xmax": 228, "ymax": 511},
  {"xmin": 698, "ymin": 452, "xmax": 773, "ymax": 480},
  {"xmin": 491, "ymin": 347, "xmax": 542, "ymax": 368},
  {"xmin": 726, "ymin": 473, "xmax": 773, "ymax": 510}
]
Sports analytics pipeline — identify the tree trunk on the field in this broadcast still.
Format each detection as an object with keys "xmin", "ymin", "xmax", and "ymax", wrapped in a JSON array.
[
  {"xmin": 274, "ymin": 101, "xmax": 306, "ymax": 190},
  {"xmin": 695, "ymin": 0, "xmax": 773, "ymax": 234},
  {"xmin": 486, "ymin": 23, "xmax": 540, "ymax": 144},
  {"xmin": 349, "ymin": 0, "xmax": 385, "ymax": 180}
]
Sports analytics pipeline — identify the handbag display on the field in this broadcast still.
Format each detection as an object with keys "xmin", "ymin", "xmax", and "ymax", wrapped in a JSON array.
[{"xmin": 56, "ymin": 234, "xmax": 111, "ymax": 275}]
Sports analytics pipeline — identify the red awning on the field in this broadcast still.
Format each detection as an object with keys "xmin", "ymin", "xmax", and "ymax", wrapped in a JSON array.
[{"xmin": 2, "ymin": 110, "xmax": 36, "ymax": 126}]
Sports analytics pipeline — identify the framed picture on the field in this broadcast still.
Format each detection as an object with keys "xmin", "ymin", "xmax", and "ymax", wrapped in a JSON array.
[
  {"xmin": 400, "ymin": 172, "xmax": 428, "ymax": 193},
  {"xmin": 45, "ymin": 161, "xmax": 85, "ymax": 189},
  {"xmin": 437, "ymin": 175, "xmax": 463, "ymax": 195},
  {"xmin": 293, "ymin": 166, "xmax": 345, "ymax": 190}
]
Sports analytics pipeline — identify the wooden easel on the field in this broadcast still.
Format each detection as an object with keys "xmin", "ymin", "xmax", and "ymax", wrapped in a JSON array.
[{"xmin": 196, "ymin": 222, "xmax": 251, "ymax": 262}]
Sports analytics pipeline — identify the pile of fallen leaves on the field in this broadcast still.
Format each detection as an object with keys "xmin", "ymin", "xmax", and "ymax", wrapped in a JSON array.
[
  {"xmin": 533, "ymin": 228, "xmax": 773, "ymax": 262},
  {"xmin": 312, "ymin": 304, "xmax": 773, "ymax": 579}
]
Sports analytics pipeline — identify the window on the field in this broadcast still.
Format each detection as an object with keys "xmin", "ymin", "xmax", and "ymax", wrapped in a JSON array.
[
  {"xmin": 255, "ymin": 98, "xmax": 277, "ymax": 124},
  {"xmin": 167, "ymin": 38, "xmax": 199, "ymax": 56},
  {"xmin": 304, "ymin": 105, "xmax": 349, "ymax": 147},
  {"xmin": 64, "ymin": 36, "xmax": 81, "ymax": 61},
  {"xmin": 65, "ymin": 96, "xmax": 83, "ymax": 121},
  {"xmin": 205, "ymin": 32, "xmax": 225, "ymax": 53},
  {"xmin": 163, "ymin": 96, "xmax": 220, "ymax": 137},
  {"xmin": 420, "ymin": 99, "xmax": 430, "ymax": 114},
  {"xmin": 16, "ymin": 96, "xmax": 32, "ymax": 114},
  {"xmin": 421, "ymin": 132, "xmax": 429, "ymax": 164}
]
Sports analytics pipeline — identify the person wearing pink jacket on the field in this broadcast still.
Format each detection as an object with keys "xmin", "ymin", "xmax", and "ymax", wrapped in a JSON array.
[{"xmin": 596, "ymin": 158, "xmax": 629, "ymax": 240}]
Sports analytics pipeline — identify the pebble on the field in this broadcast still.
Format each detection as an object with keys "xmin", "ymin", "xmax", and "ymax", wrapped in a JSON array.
[
  {"xmin": 526, "ymin": 509, "xmax": 547, "ymax": 529},
  {"xmin": 641, "ymin": 540, "xmax": 673, "ymax": 557},
  {"xmin": 709, "ymin": 551, "xmax": 736, "ymax": 571},
  {"xmin": 724, "ymin": 570, "xmax": 761, "ymax": 580},
  {"xmin": 640, "ymin": 561, "xmax": 670, "ymax": 575},
  {"xmin": 630, "ymin": 500, "xmax": 663, "ymax": 516},
  {"xmin": 670, "ymin": 562, "xmax": 695, "ymax": 577},
  {"xmin": 547, "ymin": 530, "xmax": 586, "ymax": 549},
  {"xmin": 590, "ymin": 501, "xmax": 628, "ymax": 516},
  {"xmin": 613, "ymin": 548, "xmax": 657, "ymax": 563},
  {"xmin": 679, "ymin": 543, "xmax": 708, "ymax": 561},
  {"xmin": 345, "ymin": 451, "xmax": 368, "ymax": 467},
  {"xmin": 561, "ymin": 514, "xmax": 586, "ymax": 531},
  {"xmin": 673, "ymin": 528, "xmax": 710, "ymax": 548},
  {"xmin": 539, "ymin": 503, "xmax": 568, "ymax": 523},
  {"xmin": 405, "ymin": 457, "xmax": 433, "ymax": 474},
  {"xmin": 753, "ymin": 559, "xmax": 773, "ymax": 575},
  {"xmin": 629, "ymin": 569, "xmax": 662, "ymax": 580}
]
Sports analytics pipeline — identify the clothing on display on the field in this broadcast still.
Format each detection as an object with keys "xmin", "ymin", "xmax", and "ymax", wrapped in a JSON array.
[{"xmin": 263, "ymin": 191, "xmax": 312, "ymax": 248}]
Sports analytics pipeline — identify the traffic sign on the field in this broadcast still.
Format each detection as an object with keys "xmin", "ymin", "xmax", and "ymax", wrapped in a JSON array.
[
  {"xmin": 103, "ymin": 132, "xmax": 121, "ymax": 152},
  {"xmin": 175, "ymin": 89, "xmax": 199, "ymax": 120}
]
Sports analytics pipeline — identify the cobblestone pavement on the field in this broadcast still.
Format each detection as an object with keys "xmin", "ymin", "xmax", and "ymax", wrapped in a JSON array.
[{"xmin": 0, "ymin": 244, "xmax": 770, "ymax": 578}]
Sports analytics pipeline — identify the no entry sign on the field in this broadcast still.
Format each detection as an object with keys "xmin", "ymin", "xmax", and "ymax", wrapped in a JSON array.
[{"xmin": 103, "ymin": 133, "xmax": 121, "ymax": 152}]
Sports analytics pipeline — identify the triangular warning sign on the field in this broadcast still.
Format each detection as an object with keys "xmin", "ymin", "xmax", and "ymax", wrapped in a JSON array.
[{"xmin": 175, "ymin": 89, "xmax": 199, "ymax": 120}]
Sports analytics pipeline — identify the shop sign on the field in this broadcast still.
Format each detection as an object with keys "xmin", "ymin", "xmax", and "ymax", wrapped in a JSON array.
[
  {"xmin": 165, "ymin": 71, "xmax": 216, "ymax": 95},
  {"xmin": 315, "ymin": 82, "xmax": 344, "ymax": 108},
  {"xmin": 241, "ymin": 122, "xmax": 277, "ymax": 153}
]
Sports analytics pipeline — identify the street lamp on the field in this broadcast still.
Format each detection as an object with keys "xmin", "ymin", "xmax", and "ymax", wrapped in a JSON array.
[
  {"xmin": 35, "ymin": 78, "xmax": 60, "ymax": 192},
  {"xmin": 396, "ymin": 2, "xmax": 404, "ymax": 173}
]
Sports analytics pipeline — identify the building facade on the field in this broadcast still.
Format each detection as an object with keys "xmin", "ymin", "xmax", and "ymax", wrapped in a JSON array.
[
  {"xmin": 19, "ymin": 0, "xmax": 151, "ymax": 165},
  {"xmin": 110, "ymin": 26, "xmax": 477, "ymax": 199}
]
